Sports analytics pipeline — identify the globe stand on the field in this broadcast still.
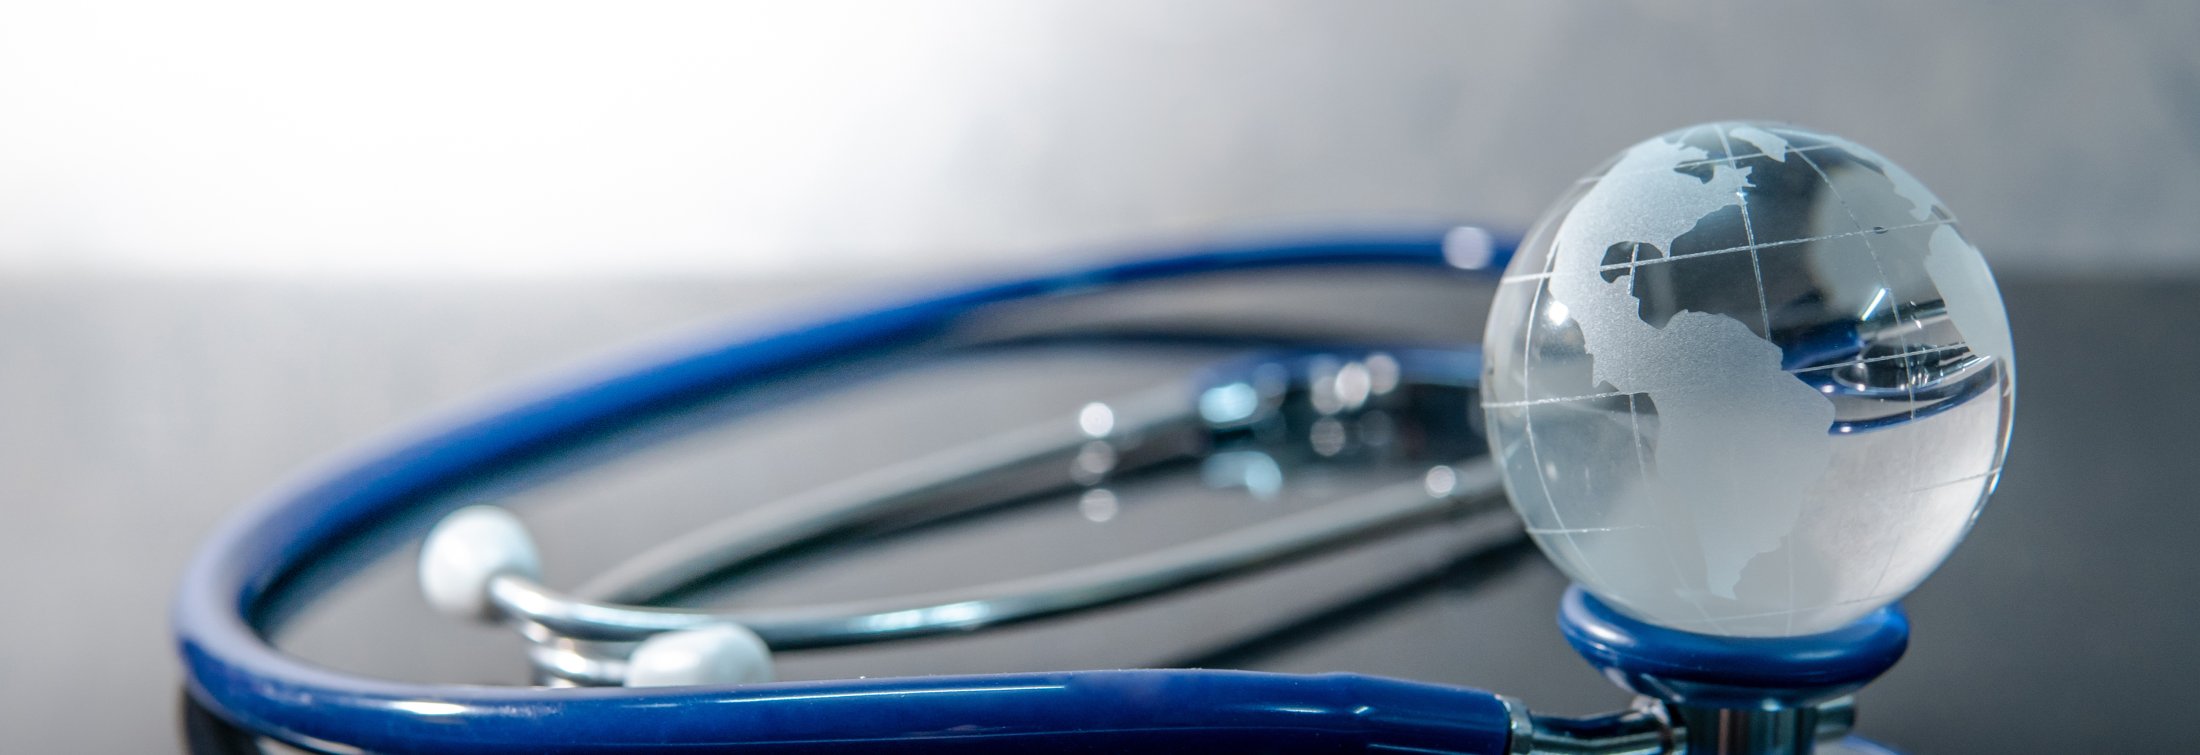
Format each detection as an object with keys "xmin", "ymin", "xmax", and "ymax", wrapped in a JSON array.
[{"xmin": 1554, "ymin": 586, "xmax": 1909, "ymax": 755}]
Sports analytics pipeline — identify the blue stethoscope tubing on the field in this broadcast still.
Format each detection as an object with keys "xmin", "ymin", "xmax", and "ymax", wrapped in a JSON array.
[{"xmin": 173, "ymin": 231, "xmax": 1535, "ymax": 753}]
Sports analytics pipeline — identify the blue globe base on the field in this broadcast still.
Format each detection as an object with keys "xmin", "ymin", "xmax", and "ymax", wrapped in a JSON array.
[{"xmin": 1556, "ymin": 586, "xmax": 1910, "ymax": 710}]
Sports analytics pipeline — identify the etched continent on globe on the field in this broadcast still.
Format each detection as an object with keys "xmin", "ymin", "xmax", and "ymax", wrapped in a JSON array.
[{"xmin": 1482, "ymin": 122, "xmax": 2015, "ymax": 637}]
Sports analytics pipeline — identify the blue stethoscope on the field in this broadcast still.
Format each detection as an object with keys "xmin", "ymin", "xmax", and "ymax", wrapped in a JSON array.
[{"xmin": 173, "ymin": 228, "xmax": 1907, "ymax": 754}]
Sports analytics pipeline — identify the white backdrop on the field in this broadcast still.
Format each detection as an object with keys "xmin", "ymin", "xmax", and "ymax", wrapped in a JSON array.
[{"xmin": 1, "ymin": 1, "xmax": 2193, "ymax": 277}]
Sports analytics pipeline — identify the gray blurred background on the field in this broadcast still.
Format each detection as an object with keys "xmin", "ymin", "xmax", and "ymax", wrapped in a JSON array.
[
  {"xmin": 1, "ymin": 2, "xmax": 2194, "ymax": 752},
  {"xmin": 2, "ymin": 1, "xmax": 2193, "ymax": 277}
]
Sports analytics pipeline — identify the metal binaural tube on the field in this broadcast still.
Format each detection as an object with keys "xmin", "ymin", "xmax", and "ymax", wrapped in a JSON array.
[
  {"xmin": 573, "ymin": 346, "xmax": 1487, "ymax": 608},
  {"xmin": 570, "ymin": 385, "xmax": 1202, "ymax": 607},
  {"xmin": 486, "ymin": 461, "xmax": 1508, "ymax": 650},
  {"xmin": 428, "ymin": 347, "xmax": 1503, "ymax": 685}
]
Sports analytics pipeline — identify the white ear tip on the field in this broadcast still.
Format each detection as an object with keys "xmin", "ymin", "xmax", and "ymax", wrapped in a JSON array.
[
  {"xmin": 624, "ymin": 624, "xmax": 774, "ymax": 687},
  {"xmin": 418, "ymin": 505, "xmax": 540, "ymax": 622}
]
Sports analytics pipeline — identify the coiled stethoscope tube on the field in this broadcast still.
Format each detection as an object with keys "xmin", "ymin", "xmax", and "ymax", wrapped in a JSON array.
[
  {"xmin": 174, "ymin": 231, "xmax": 1537, "ymax": 754},
  {"xmin": 175, "ymin": 225, "xmax": 1973, "ymax": 753}
]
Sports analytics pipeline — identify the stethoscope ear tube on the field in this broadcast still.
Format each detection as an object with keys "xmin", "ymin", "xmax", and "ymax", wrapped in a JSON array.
[{"xmin": 473, "ymin": 463, "xmax": 1504, "ymax": 653}]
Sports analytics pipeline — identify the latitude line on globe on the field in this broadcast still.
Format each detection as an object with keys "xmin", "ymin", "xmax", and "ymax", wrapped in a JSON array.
[
  {"xmin": 1901, "ymin": 466, "xmax": 2004, "ymax": 496},
  {"xmin": 1482, "ymin": 390, "xmax": 1633, "ymax": 409},
  {"xmin": 1497, "ymin": 218, "xmax": 1958, "ymax": 285},
  {"xmin": 1866, "ymin": 464, "xmax": 2004, "ymax": 596},
  {"xmin": 1573, "ymin": 142, "xmax": 1846, "ymax": 185},
  {"xmin": 1484, "ymin": 341, "xmax": 1976, "ymax": 409}
]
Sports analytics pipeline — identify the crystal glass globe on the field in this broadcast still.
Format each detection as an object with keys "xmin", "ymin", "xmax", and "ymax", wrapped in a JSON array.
[{"xmin": 1482, "ymin": 122, "xmax": 2015, "ymax": 637}]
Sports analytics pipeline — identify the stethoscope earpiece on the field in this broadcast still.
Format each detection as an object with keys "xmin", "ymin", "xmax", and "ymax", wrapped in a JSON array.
[
  {"xmin": 418, "ymin": 505, "xmax": 541, "ymax": 624},
  {"xmin": 626, "ymin": 624, "xmax": 775, "ymax": 687}
]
